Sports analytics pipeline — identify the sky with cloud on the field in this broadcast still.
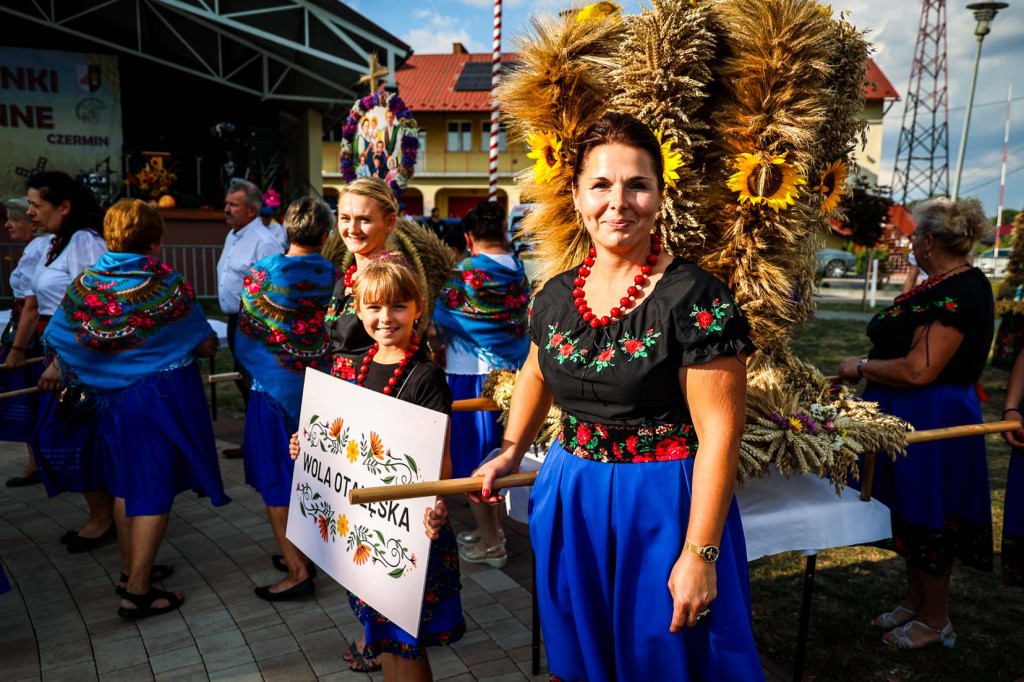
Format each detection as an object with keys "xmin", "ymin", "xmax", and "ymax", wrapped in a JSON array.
[{"xmin": 343, "ymin": 0, "xmax": 1023, "ymax": 219}]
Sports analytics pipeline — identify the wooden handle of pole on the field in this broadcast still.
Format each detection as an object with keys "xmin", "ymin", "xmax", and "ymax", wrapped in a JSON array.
[
  {"xmin": 0, "ymin": 386, "xmax": 41, "ymax": 400},
  {"xmin": 859, "ymin": 419, "xmax": 1019, "ymax": 501},
  {"xmin": 1, "ymin": 357, "xmax": 45, "ymax": 369},
  {"xmin": 452, "ymin": 397, "xmax": 500, "ymax": 412},
  {"xmin": 208, "ymin": 372, "xmax": 241, "ymax": 384},
  {"xmin": 348, "ymin": 420, "xmax": 1023, "ymax": 505},
  {"xmin": 349, "ymin": 471, "xmax": 539, "ymax": 505}
]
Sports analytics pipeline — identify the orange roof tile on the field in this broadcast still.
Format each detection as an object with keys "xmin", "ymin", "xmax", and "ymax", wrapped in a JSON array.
[{"xmin": 399, "ymin": 53, "xmax": 899, "ymax": 111}]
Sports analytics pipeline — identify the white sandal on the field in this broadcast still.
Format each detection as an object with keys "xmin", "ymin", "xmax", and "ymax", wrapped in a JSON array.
[
  {"xmin": 459, "ymin": 542, "xmax": 508, "ymax": 568},
  {"xmin": 882, "ymin": 620, "xmax": 956, "ymax": 650},
  {"xmin": 456, "ymin": 528, "xmax": 504, "ymax": 546},
  {"xmin": 871, "ymin": 605, "xmax": 917, "ymax": 629}
]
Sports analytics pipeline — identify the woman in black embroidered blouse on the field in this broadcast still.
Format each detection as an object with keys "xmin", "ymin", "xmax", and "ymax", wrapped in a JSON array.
[
  {"xmin": 837, "ymin": 197, "xmax": 995, "ymax": 650},
  {"xmin": 470, "ymin": 113, "xmax": 763, "ymax": 681}
]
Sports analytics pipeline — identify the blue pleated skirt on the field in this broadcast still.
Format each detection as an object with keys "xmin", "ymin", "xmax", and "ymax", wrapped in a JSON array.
[
  {"xmin": 448, "ymin": 373, "xmax": 502, "ymax": 479},
  {"xmin": 530, "ymin": 440, "xmax": 763, "ymax": 682},
  {"xmin": 1004, "ymin": 450, "xmax": 1024, "ymax": 586},
  {"xmin": 32, "ymin": 390, "xmax": 104, "ymax": 497},
  {"xmin": 349, "ymin": 521, "xmax": 466, "ymax": 659},
  {"xmin": 0, "ymin": 345, "xmax": 44, "ymax": 442},
  {"xmin": 855, "ymin": 384, "xmax": 993, "ymax": 575},
  {"xmin": 242, "ymin": 390, "xmax": 296, "ymax": 507},
  {"xmin": 98, "ymin": 362, "xmax": 230, "ymax": 516}
]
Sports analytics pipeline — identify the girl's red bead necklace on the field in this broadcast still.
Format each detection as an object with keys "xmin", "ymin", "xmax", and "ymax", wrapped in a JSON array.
[
  {"xmin": 573, "ymin": 233, "xmax": 662, "ymax": 328},
  {"xmin": 356, "ymin": 334, "xmax": 420, "ymax": 395},
  {"xmin": 342, "ymin": 263, "xmax": 358, "ymax": 288}
]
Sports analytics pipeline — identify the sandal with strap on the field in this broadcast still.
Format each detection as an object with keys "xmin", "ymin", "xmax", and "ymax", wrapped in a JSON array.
[
  {"xmin": 115, "ymin": 564, "xmax": 175, "ymax": 596},
  {"xmin": 117, "ymin": 587, "xmax": 184, "ymax": 620},
  {"xmin": 347, "ymin": 641, "xmax": 382, "ymax": 672},
  {"xmin": 871, "ymin": 605, "xmax": 917, "ymax": 629},
  {"xmin": 882, "ymin": 620, "xmax": 956, "ymax": 650},
  {"xmin": 459, "ymin": 541, "xmax": 508, "ymax": 568}
]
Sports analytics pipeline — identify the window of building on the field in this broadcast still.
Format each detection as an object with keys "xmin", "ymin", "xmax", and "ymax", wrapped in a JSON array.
[
  {"xmin": 416, "ymin": 129, "xmax": 427, "ymax": 172},
  {"xmin": 480, "ymin": 122, "xmax": 508, "ymax": 152},
  {"xmin": 447, "ymin": 121, "xmax": 473, "ymax": 151}
]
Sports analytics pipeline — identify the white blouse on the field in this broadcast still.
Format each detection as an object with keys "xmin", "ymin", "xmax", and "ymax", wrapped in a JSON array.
[
  {"xmin": 8, "ymin": 235, "xmax": 52, "ymax": 299},
  {"xmin": 31, "ymin": 230, "xmax": 107, "ymax": 316}
]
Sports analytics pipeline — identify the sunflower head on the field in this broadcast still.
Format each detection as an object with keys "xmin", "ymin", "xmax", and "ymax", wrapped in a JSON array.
[
  {"xmin": 813, "ymin": 159, "xmax": 849, "ymax": 216},
  {"xmin": 726, "ymin": 150, "xmax": 806, "ymax": 213},
  {"xmin": 575, "ymin": 1, "xmax": 622, "ymax": 23},
  {"xmin": 526, "ymin": 130, "xmax": 565, "ymax": 185},
  {"xmin": 654, "ymin": 130, "xmax": 685, "ymax": 190}
]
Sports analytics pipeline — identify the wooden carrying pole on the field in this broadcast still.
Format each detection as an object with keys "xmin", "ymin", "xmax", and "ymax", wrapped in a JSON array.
[
  {"xmin": 350, "ymin": 419, "xmax": 1023, "ymax": 505},
  {"xmin": 0, "ymin": 386, "xmax": 41, "ymax": 400},
  {"xmin": 1, "ymin": 357, "xmax": 44, "ymax": 369},
  {"xmin": 208, "ymin": 372, "xmax": 242, "ymax": 384}
]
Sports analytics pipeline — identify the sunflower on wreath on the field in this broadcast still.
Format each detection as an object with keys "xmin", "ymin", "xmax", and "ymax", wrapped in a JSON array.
[
  {"xmin": 727, "ymin": 150, "xmax": 806, "ymax": 212},
  {"xmin": 813, "ymin": 158, "xmax": 849, "ymax": 216},
  {"xmin": 655, "ymin": 130, "xmax": 685, "ymax": 190},
  {"xmin": 526, "ymin": 130, "xmax": 566, "ymax": 184}
]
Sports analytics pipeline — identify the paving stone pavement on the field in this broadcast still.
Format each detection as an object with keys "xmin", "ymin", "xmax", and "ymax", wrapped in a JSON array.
[{"xmin": 0, "ymin": 415, "xmax": 785, "ymax": 681}]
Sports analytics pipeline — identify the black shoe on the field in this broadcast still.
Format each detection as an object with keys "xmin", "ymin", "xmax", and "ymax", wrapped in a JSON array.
[
  {"xmin": 66, "ymin": 524, "xmax": 115, "ymax": 553},
  {"xmin": 271, "ymin": 554, "xmax": 318, "ymax": 578},
  {"xmin": 254, "ymin": 577, "xmax": 315, "ymax": 601},
  {"xmin": 5, "ymin": 471, "xmax": 42, "ymax": 487},
  {"xmin": 221, "ymin": 447, "xmax": 244, "ymax": 459},
  {"xmin": 59, "ymin": 529, "xmax": 79, "ymax": 545}
]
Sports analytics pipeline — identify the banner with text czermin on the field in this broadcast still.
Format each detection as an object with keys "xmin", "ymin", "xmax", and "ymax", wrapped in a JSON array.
[{"xmin": 1, "ymin": 46, "xmax": 123, "ymax": 196}]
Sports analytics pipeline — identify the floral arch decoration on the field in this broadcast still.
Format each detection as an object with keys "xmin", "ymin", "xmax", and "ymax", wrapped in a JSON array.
[{"xmin": 340, "ymin": 89, "xmax": 419, "ymax": 199}]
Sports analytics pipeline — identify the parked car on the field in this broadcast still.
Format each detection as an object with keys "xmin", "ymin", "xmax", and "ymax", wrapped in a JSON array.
[
  {"xmin": 816, "ymin": 248, "xmax": 857, "ymax": 278},
  {"xmin": 976, "ymin": 248, "xmax": 1010, "ymax": 278}
]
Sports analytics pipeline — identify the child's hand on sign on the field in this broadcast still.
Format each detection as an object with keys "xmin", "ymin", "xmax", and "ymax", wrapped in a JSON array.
[
  {"xmin": 289, "ymin": 432, "xmax": 300, "ymax": 460},
  {"xmin": 423, "ymin": 498, "xmax": 448, "ymax": 541}
]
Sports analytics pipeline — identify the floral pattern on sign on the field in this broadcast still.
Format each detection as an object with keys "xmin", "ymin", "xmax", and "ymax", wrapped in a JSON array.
[
  {"xmin": 295, "ymin": 482, "xmax": 340, "ymax": 542},
  {"xmin": 690, "ymin": 298, "xmax": 731, "ymax": 334},
  {"xmin": 346, "ymin": 523, "xmax": 417, "ymax": 579},
  {"xmin": 303, "ymin": 415, "xmax": 421, "ymax": 485}
]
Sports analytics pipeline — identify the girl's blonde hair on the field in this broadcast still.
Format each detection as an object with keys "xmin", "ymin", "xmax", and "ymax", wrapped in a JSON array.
[
  {"xmin": 339, "ymin": 177, "xmax": 398, "ymax": 219},
  {"xmin": 353, "ymin": 253, "xmax": 423, "ymax": 311}
]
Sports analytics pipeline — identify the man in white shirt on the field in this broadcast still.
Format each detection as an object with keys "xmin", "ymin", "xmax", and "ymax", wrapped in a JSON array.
[{"xmin": 217, "ymin": 179, "xmax": 282, "ymax": 457}]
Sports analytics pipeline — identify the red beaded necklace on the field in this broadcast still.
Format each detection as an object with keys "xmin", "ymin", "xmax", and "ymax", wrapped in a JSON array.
[
  {"xmin": 342, "ymin": 263, "xmax": 358, "ymax": 288},
  {"xmin": 356, "ymin": 334, "xmax": 420, "ymax": 395},
  {"xmin": 573, "ymin": 233, "xmax": 662, "ymax": 328},
  {"xmin": 893, "ymin": 262, "xmax": 971, "ymax": 305}
]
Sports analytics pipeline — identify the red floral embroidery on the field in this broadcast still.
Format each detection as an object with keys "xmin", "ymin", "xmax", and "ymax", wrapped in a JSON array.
[
  {"xmin": 550, "ymin": 332, "xmax": 564, "ymax": 347},
  {"xmin": 623, "ymin": 339, "xmax": 643, "ymax": 354},
  {"xmin": 577, "ymin": 424, "xmax": 592, "ymax": 445},
  {"xmin": 695, "ymin": 310, "xmax": 713, "ymax": 327},
  {"xmin": 559, "ymin": 343, "xmax": 574, "ymax": 356},
  {"xmin": 655, "ymin": 437, "xmax": 690, "ymax": 461},
  {"xmin": 597, "ymin": 348, "xmax": 614, "ymax": 362}
]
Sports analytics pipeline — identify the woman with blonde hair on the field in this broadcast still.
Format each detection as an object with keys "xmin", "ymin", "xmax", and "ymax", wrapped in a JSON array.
[
  {"xmin": 1, "ymin": 197, "xmax": 50, "ymax": 487},
  {"xmin": 838, "ymin": 197, "xmax": 996, "ymax": 649}
]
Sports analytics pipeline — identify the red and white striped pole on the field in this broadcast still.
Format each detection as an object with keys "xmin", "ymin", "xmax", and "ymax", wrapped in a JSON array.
[{"xmin": 488, "ymin": 0, "xmax": 502, "ymax": 203}]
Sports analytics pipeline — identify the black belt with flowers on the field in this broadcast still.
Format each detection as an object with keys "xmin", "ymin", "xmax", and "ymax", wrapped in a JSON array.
[{"xmin": 557, "ymin": 413, "xmax": 699, "ymax": 464}]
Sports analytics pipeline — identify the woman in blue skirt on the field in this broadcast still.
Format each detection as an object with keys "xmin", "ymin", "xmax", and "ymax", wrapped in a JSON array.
[
  {"xmin": 39, "ymin": 199, "xmax": 229, "ymax": 617},
  {"xmin": 999, "ymin": 346, "xmax": 1024, "ymax": 588},
  {"xmin": 1, "ymin": 198, "xmax": 50, "ymax": 486},
  {"xmin": 838, "ymin": 197, "xmax": 995, "ymax": 648},
  {"xmin": 236, "ymin": 197, "xmax": 337, "ymax": 601},
  {"xmin": 472, "ymin": 113, "xmax": 763, "ymax": 682},
  {"xmin": 431, "ymin": 200, "xmax": 530, "ymax": 567}
]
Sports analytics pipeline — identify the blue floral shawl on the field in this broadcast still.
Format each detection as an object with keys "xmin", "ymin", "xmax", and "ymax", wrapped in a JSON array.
[
  {"xmin": 432, "ymin": 254, "xmax": 530, "ymax": 370},
  {"xmin": 235, "ymin": 253, "xmax": 337, "ymax": 418},
  {"xmin": 42, "ymin": 252, "xmax": 216, "ymax": 391}
]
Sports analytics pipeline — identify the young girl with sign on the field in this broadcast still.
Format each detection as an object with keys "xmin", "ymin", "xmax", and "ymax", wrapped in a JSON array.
[{"xmin": 291, "ymin": 255, "xmax": 465, "ymax": 680}]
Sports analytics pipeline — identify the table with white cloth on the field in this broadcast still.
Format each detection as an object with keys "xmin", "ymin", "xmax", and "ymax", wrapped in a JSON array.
[{"xmin": 506, "ymin": 454, "xmax": 892, "ymax": 681}]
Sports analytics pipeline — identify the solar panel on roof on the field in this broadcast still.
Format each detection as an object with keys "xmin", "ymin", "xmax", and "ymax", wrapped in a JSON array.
[{"xmin": 454, "ymin": 62, "xmax": 492, "ymax": 91}]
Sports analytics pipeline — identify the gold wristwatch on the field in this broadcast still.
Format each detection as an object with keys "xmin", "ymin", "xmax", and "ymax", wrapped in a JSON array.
[{"xmin": 684, "ymin": 540, "xmax": 719, "ymax": 563}]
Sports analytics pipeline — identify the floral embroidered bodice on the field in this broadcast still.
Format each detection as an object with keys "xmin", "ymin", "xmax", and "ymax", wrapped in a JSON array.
[
  {"xmin": 866, "ymin": 266, "xmax": 994, "ymax": 386},
  {"xmin": 528, "ymin": 258, "xmax": 755, "ymax": 426}
]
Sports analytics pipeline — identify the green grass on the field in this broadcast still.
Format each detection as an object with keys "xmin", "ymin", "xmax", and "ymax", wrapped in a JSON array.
[{"xmin": 750, "ymin": 320, "xmax": 1022, "ymax": 681}]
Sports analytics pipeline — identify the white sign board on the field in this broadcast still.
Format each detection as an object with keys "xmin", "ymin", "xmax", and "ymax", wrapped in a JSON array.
[
  {"xmin": 286, "ymin": 368, "xmax": 448, "ymax": 636},
  {"xmin": 1, "ymin": 47, "xmax": 123, "ymax": 197}
]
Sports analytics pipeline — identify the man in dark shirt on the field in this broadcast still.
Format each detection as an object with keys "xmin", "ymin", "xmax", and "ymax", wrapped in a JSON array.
[{"xmin": 425, "ymin": 207, "xmax": 445, "ymax": 239}]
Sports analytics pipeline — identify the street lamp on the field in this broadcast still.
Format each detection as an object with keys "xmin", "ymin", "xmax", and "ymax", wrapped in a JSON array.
[
  {"xmin": 951, "ymin": 2, "xmax": 1009, "ymax": 200},
  {"xmin": 950, "ymin": 3, "xmax": 1007, "ymax": 199}
]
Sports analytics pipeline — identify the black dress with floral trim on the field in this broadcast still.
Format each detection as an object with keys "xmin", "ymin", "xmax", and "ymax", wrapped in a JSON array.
[
  {"xmin": 860, "ymin": 266, "xmax": 996, "ymax": 575},
  {"xmin": 324, "ymin": 279, "xmax": 374, "ymax": 381},
  {"xmin": 528, "ymin": 257, "xmax": 755, "ymax": 456},
  {"xmin": 342, "ymin": 351, "xmax": 466, "ymax": 659}
]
